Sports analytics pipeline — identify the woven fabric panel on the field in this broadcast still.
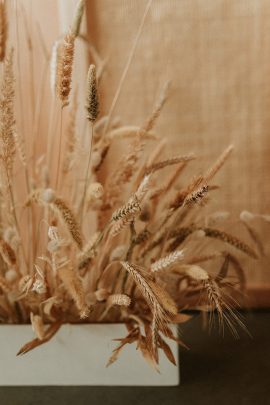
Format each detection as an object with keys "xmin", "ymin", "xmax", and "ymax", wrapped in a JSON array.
[{"xmin": 86, "ymin": 0, "xmax": 270, "ymax": 287}]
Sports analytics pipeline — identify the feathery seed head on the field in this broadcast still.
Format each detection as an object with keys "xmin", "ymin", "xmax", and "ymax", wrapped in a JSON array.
[
  {"xmin": 57, "ymin": 32, "xmax": 75, "ymax": 107},
  {"xmin": 86, "ymin": 64, "xmax": 99, "ymax": 122},
  {"xmin": 185, "ymin": 265, "xmax": 209, "ymax": 281}
]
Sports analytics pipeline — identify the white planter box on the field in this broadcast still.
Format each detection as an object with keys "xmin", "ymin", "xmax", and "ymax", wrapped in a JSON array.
[{"xmin": 0, "ymin": 324, "xmax": 179, "ymax": 386}]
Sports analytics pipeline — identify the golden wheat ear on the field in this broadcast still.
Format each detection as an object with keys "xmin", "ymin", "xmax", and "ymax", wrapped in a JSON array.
[{"xmin": 51, "ymin": 197, "xmax": 83, "ymax": 249}]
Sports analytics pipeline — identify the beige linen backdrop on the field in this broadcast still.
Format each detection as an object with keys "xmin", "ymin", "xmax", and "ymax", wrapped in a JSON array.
[
  {"xmin": 14, "ymin": 0, "xmax": 270, "ymax": 305},
  {"xmin": 86, "ymin": 0, "xmax": 270, "ymax": 304}
]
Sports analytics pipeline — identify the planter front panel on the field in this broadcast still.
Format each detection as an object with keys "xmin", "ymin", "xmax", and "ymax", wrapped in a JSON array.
[{"xmin": 0, "ymin": 324, "xmax": 179, "ymax": 386}]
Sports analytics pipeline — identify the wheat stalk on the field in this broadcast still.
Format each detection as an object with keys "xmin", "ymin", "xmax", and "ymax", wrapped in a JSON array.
[
  {"xmin": 108, "ymin": 126, "xmax": 157, "ymax": 141},
  {"xmin": 52, "ymin": 198, "xmax": 83, "ymax": 249},
  {"xmin": 184, "ymin": 184, "xmax": 209, "ymax": 205},
  {"xmin": 80, "ymin": 64, "xmax": 100, "ymax": 219},
  {"xmin": 150, "ymin": 250, "xmax": 184, "ymax": 272},
  {"xmin": 120, "ymin": 262, "xmax": 177, "ymax": 319},
  {"xmin": 112, "ymin": 196, "xmax": 140, "ymax": 222},
  {"xmin": 202, "ymin": 227, "xmax": 258, "ymax": 259},
  {"xmin": 145, "ymin": 154, "xmax": 195, "ymax": 175},
  {"xmin": 204, "ymin": 145, "xmax": 234, "ymax": 183}
]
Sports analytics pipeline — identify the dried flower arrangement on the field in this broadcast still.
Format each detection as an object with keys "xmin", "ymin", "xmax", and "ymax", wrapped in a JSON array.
[{"xmin": 0, "ymin": 0, "xmax": 264, "ymax": 370}]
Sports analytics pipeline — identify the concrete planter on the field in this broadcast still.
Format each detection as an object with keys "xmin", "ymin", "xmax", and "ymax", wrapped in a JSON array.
[{"xmin": 0, "ymin": 324, "xmax": 179, "ymax": 386}]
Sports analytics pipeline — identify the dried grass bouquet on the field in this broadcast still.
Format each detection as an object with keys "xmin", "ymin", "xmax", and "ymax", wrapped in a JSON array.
[{"xmin": 0, "ymin": 0, "xmax": 263, "ymax": 369}]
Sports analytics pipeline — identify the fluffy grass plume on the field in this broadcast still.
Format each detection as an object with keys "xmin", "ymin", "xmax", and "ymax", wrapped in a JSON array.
[
  {"xmin": 86, "ymin": 64, "xmax": 99, "ymax": 122},
  {"xmin": 57, "ymin": 32, "xmax": 75, "ymax": 106}
]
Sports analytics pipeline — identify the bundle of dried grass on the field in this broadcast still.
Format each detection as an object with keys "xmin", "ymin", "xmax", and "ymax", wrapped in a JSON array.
[{"xmin": 0, "ymin": 0, "xmax": 265, "ymax": 370}]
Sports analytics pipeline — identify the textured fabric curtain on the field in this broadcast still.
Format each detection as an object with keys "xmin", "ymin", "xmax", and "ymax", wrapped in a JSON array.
[{"xmin": 83, "ymin": 0, "xmax": 270, "ymax": 299}]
